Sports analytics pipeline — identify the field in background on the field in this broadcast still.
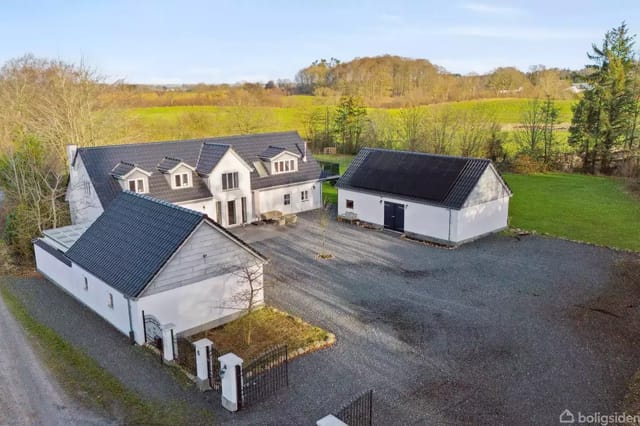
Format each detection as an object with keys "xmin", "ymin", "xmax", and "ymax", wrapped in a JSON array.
[
  {"xmin": 317, "ymin": 154, "xmax": 640, "ymax": 252},
  {"xmin": 122, "ymin": 98, "xmax": 577, "ymax": 146}
]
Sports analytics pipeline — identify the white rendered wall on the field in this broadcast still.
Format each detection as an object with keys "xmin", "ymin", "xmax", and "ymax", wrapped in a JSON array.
[
  {"xmin": 207, "ymin": 150, "xmax": 253, "ymax": 227},
  {"xmin": 67, "ymin": 155, "xmax": 103, "ymax": 225},
  {"xmin": 256, "ymin": 181, "xmax": 321, "ymax": 217},
  {"xmin": 338, "ymin": 188, "xmax": 452, "ymax": 242},
  {"xmin": 452, "ymin": 197, "xmax": 509, "ymax": 243},
  {"xmin": 177, "ymin": 199, "xmax": 216, "ymax": 219},
  {"xmin": 34, "ymin": 244, "xmax": 71, "ymax": 290},
  {"xmin": 35, "ymin": 243, "xmax": 132, "ymax": 339},
  {"xmin": 133, "ymin": 266, "xmax": 264, "ymax": 340}
]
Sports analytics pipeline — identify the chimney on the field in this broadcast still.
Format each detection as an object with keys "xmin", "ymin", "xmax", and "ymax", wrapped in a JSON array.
[
  {"xmin": 302, "ymin": 141, "xmax": 308, "ymax": 162},
  {"xmin": 66, "ymin": 144, "xmax": 78, "ymax": 168}
]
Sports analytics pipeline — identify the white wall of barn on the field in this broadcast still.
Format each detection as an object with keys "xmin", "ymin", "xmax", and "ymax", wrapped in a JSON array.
[
  {"xmin": 133, "ymin": 267, "xmax": 264, "ymax": 339},
  {"xmin": 451, "ymin": 197, "xmax": 509, "ymax": 243},
  {"xmin": 255, "ymin": 181, "xmax": 322, "ymax": 217},
  {"xmin": 35, "ymin": 243, "xmax": 132, "ymax": 339},
  {"xmin": 338, "ymin": 188, "xmax": 452, "ymax": 242},
  {"xmin": 177, "ymin": 199, "xmax": 216, "ymax": 220}
]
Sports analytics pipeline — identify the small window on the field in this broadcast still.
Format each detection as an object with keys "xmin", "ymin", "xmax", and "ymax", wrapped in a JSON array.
[
  {"xmin": 84, "ymin": 277, "xmax": 88, "ymax": 291},
  {"xmin": 284, "ymin": 194, "xmax": 291, "ymax": 205},
  {"xmin": 290, "ymin": 159, "xmax": 295, "ymax": 171},
  {"xmin": 222, "ymin": 172, "xmax": 239, "ymax": 190},
  {"xmin": 301, "ymin": 190, "xmax": 309, "ymax": 202},
  {"xmin": 216, "ymin": 201, "xmax": 222, "ymax": 223},
  {"xmin": 175, "ymin": 172, "xmax": 190, "ymax": 188},
  {"xmin": 83, "ymin": 181, "xmax": 91, "ymax": 196},
  {"xmin": 346, "ymin": 199, "xmax": 354, "ymax": 209},
  {"xmin": 285, "ymin": 161, "xmax": 290, "ymax": 171},
  {"xmin": 128, "ymin": 179, "xmax": 145, "ymax": 193},
  {"xmin": 108, "ymin": 293, "xmax": 114, "ymax": 309}
]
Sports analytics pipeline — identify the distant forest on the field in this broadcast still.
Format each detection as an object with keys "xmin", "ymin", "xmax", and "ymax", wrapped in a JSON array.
[{"xmin": 105, "ymin": 55, "xmax": 588, "ymax": 108}]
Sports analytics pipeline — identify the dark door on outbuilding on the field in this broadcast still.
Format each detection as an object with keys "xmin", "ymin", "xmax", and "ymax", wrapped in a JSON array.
[{"xmin": 384, "ymin": 201, "xmax": 405, "ymax": 232}]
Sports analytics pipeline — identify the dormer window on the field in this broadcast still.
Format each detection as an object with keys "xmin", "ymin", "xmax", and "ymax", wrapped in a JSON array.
[
  {"xmin": 273, "ymin": 159, "xmax": 297, "ymax": 174},
  {"xmin": 128, "ymin": 178, "xmax": 145, "ymax": 193},
  {"xmin": 174, "ymin": 172, "xmax": 190, "ymax": 188}
]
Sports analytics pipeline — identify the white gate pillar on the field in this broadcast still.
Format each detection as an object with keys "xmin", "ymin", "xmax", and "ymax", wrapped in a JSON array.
[
  {"xmin": 193, "ymin": 338, "xmax": 213, "ymax": 390},
  {"xmin": 160, "ymin": 323, "xmax": 175, "ymax": 363},
  {"xmin": 218, "ymin": 352, "xmax": 244, "ymax": 412}
]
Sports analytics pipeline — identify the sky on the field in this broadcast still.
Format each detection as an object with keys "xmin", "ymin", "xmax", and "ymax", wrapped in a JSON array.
[{"xmin": 1, "ymin": 1, "xmax": 639, "ymax": 84}]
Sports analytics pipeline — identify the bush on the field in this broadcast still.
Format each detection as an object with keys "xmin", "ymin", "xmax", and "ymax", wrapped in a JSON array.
[{"xmin": 512, "ymin": 154, "xmax": 547, "ymax": 174}]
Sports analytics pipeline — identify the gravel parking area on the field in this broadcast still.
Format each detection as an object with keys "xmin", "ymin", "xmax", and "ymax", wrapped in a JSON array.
[
  {"xmin": 230, "ymin": 210, "xmax": 640, "ymax": 424},
  {"xmin": 3, "ymin": 209, "xmax": 638, "ymax": 425}
]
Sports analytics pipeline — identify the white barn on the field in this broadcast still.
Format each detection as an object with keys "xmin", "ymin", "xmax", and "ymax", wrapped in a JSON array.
[
  {"xmin": 336, "ymin": 148, "xmax": 512, "ymax": 245},
  {"xmin": 34, "ymin": 191, "xmax": 267, "ymax": 345}
]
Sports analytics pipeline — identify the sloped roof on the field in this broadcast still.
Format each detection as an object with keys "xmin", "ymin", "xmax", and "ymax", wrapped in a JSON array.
[
  {"xmin": 337, "ymin": 148, "xmax": 499, "ymax": 209},
  {"xmin": 65, "ymin": 192, "xmax": 204, "ymax": 297},
  {"xmin": 77, "ymin": 131, "xmax": 321, "ymax": 208},
  {"xmin": 110, "ymin": 161, "xmax": 138, "ymax": 178},
  {"xmin": 157, "ymin": 157, "xmax": 183, "ymax": 173},
  {"xmin": 196, "ymin": 143, "xmax": 230, "ymax": 175},
  {"xmin": 259, "ymin": 146, "xmax": 288, "ymax": 159}
]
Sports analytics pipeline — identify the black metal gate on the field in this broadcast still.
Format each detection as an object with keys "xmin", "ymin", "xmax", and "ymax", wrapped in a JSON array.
[
  {"xmin": 175, "ymin": 337, "xmax": 197, "ymax": 376},
  {"xmin": 206, "ymin": 345, "xmax": 222, "ymax": 391},
  {"xmin": 240, "ymin": 345, "xmax": 288, "ymax": 407},
  {"xmin": 336, "ymin": 389, "xmax": 373, "ymax": 426},
  {"xmin": 142, "ymin": 311, "xmax": 162, "ymax": 349}
]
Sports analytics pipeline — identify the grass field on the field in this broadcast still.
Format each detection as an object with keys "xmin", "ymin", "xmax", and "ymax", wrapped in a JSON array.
[
  {"xmin": 315, "ymin": 154, "xmax": 640, "ymax": 251},
  {"xmin": 123, "ymin": 98, "xmax": 577, "ymax": 144},
  {"xmin": 505, "ymin": 173, "xmax": 640, "ymax": 251}
]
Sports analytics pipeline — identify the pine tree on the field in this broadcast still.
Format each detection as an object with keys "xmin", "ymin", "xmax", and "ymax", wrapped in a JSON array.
[{"xmin": 568, "ymin": 22, "xmax": 638, "ymax": 173}]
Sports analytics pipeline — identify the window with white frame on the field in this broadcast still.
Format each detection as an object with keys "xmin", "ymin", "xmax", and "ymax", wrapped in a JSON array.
[
  {"xmin": 83, "ymin": 181, "xmax": 91, "ymax": 196},
  {"xmin": 273, "ymin": 158, "xmax": 297, "ymax": 174},
  {"xmin": 107, "ymin": 293, "xmax": 114, "ymax": 309},
  {"xmin": 284, "ymin": 193, "xmax": 291, "ymax": 205},
  {"xmin": 346, "ymin": 199, "xmax": 354, "ymax": 209},
  {"xmin": 128, "ymin": 178, "xmax": 145, "ymax": 193},
  {"xmin": 84, "ymin": 277, "xmax": 88, "ymax": 291},
  {"xmin": 222, "ymin": 172, "xmax": 239, "ymax": 190},
  {"xmin": 174, "ymin": 172, "xmax": 190, "ymax": 188},
  {"xmin": 301, "ymin": 190, "xmax": 309, "ymax": 202}
]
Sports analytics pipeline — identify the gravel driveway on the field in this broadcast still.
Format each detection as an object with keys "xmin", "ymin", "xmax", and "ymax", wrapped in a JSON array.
[
  {"xmin": 0, "ymin": 289, "xmax": 109, "ymax": 426},
  {"xmin": 230, "ymin": 210, "xmax": 640, "ymax": 425}
]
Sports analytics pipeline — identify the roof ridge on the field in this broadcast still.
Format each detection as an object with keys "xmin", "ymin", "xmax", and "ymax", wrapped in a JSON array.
[
  {"xmin": 360, "ymin": 147, "xmax": 491, "ymax": 163},
  {"xmin": 121, "ymin": 191, "xmax": 205, "ymax": 218},
  {"xmin": 77, "ymin": 131, "xmax": 301, "ymax": 152}
]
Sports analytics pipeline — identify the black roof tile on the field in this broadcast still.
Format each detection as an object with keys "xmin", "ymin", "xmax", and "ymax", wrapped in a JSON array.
[
  {"xmin": 65, "ymin": 192, "xmax": 204, "ymax": 297},
  {"xmin": 77, "ymin": 131, "xmax": 321, "ymax": 209},
  {"xmin": 337, "ymin": 148, "xmax": 497, "ymax": 209}
]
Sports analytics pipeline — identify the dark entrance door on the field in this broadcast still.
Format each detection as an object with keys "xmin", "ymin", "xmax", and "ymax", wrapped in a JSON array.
[{"xmin": 383, "ymin": 202, "xmax": 404, "ymax": 232}]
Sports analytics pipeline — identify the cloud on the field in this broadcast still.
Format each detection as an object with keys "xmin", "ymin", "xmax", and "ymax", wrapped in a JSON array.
[
  {"xmin": 459, "ymin": 2, "xmax": 526, "ymax": 16},
  {"xmin": 442, "ymin": 26, "xmax": 595, "ymax": 40}
]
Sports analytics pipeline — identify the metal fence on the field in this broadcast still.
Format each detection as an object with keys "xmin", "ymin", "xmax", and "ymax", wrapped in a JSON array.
[
  {"xmin": 241, "ymin": 345, "xmax": 288, "ymax": 407},
  {"xmin": 174, "ymin": 337, "xmax": 197, "ymax": 376},
  {"xmin": 207, "ymin": 345, "xmax": 222, "ymax": 391},
  {"xmin": 335, "ymin": 389, "xmax": 373, "ymax": 426}
]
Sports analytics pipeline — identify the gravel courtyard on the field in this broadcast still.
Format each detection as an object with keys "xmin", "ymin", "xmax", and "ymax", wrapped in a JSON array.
[{"xmin": 231, "ymin": 210, "xmax": 640, "ymax": 425}]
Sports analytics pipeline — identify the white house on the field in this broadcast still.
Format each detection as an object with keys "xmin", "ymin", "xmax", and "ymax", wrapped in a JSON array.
[
  {"xmin": 34, "ymin": 191, "xmax": 267, "ymax": 345},
  {"xmin": 336, "ymin": 148, "xmax": 512, "ymax": 245},
  {"xmin": 66, "ymin": 131, "xmax": 330, "ymax": 227}
]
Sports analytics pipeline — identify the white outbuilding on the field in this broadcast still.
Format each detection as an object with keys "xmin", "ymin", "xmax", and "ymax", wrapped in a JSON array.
[
  {"xmin": 336, "ymin": 148, "xmax": 512, "ymax": 245},
  {"xmin": 34, "ymin": 191, "xmax": 267, "ymax": 346}
]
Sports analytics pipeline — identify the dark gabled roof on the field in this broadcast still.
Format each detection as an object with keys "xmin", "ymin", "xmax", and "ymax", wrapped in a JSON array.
[
  {"xmin": 77, "ymin": 132, "xmax": 322, "ymax": 209},
  {"xmin": 65, "ymin": 192, "xmax": 205, "ymax": 298},
  {"xmin": 157, "ymin": 157, "xmax": 184, "ymax": 173},
  {"xmin": 34, "ymin": 239, "xmax": 72, "ymax": 267},
  {"xmin": 337, "ymin": 148, "xmax": 496, "ymax": 209},
  {"xmin": 259, "ymin": 146, "xmax": 288, "ymax": 160},
  {"xmin": 196, "ymin": 143, "xmax": 230, "ymax": 175},
  {"xmin": 110, "ymin": 161, "xmax": 138, "ymax": 178}
]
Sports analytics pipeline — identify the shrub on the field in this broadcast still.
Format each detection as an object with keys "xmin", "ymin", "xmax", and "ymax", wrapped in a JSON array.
[{"xmin": 512, "ymin": 154, "xmax": 547, "ymax": 174}]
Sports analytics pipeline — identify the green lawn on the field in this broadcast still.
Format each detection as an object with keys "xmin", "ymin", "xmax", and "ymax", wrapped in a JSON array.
[
  {"xmin": 316, "ymin": 154, "xmax": 354, "ymax": 205},
  {"xmin": 504, "ymin": 173, "xmax": 640, "ymax": 251}
]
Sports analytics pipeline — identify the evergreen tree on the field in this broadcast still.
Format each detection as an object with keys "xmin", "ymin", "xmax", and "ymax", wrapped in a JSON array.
[
  {"xmin": 569, "ymin": 22, "xmax": 638, "ymax": 173},
  {"xmin": 334, "ymin": 95, "xmax": 367, "ymax": 154}
]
